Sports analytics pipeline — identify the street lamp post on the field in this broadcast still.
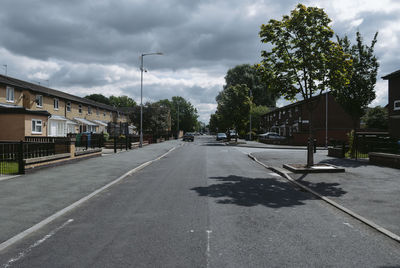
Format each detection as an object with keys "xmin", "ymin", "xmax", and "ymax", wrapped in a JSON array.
[
  {"xmin": 139, "ymin": 52, "xmax": 163, "ymax": 148},
  {"xmin": 249, "ymin": 89, "xmax": 252, "ymax": 141}
]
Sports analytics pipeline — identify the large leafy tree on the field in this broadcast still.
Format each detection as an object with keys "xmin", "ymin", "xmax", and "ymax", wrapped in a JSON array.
[
  {"xmin": 215, "ymin": 84, "xmax": 251, "ymax": 138},
  {"xmin": 84, "ymin": 94, "xmax": 111, "ymax": 105},
  {"xmin": 129, "ymin": 101, "xmax": 170, "ymax": 135},
  {"xmin": 158, "ymin": 96, "xmax": 199, "ymax": 134},
  {"xmin": 333, "ymin": 31, "xmax": 379, "ymax": 130},
  {"xmin": 109, "ymin": 95, "xmax": 136, "ymax": 108},
  {"xmin": 224, "ymin": 64, "xmax": 278, "ymax": 107},
  {"xmin": 362, "ymin": 106, "xmax": 388, "ymax": 130},
  {"xmin": 259, "ymin": 4, "xmax": 351, "ymax": 166}
]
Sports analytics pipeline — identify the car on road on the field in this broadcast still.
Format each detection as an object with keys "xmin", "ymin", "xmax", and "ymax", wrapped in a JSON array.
[
  {"xmin": 259, "ymin": 132, "xmax": 286, "ymax": 143},
  {"xmin": 227, "ymin": 130, "xmax": 238, "ymax": 140},
  {"xmin": 182, "ymin": 132, "xmax": 194, "ymax": 142},
  {"xmin": 216, "ymin": 133, "xmax": 227, "ymax": 141}
]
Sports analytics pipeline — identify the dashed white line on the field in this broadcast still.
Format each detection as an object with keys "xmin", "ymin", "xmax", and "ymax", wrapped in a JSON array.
[{"xmin": 2, "ymin": 219, "xmax": 74, "ymax": 268}]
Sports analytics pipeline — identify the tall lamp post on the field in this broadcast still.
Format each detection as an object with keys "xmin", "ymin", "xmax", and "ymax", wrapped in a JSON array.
[{"xmin": 139, "ymin": 52, "xmax": 163, "ymax": 148}]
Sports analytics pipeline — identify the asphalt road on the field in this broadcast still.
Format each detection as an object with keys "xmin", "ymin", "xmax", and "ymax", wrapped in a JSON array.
[{"xmin": 1, "ymin": 136, "xmax": 399, "ymax": 267}]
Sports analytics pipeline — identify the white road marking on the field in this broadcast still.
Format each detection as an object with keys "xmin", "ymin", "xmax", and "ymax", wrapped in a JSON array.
[
  {"xmin": 0, "ymin": 146, "xmax": 177, "ymax": 253},
  {"xmin": 343, "ymin": 222, "xmax": 354, "ymax": 229},
  {"xmin": 2, "ymin": 219, "xmax": 74, "ymax": 268},
  {"xmin": 206, "ymin": 230, "xmax": 212, "ymax": 268}
]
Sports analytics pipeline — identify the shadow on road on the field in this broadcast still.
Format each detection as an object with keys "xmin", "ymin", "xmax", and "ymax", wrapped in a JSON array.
[
  {"xmin": 319, "ymin": 158, "xmax": 370, "ymax": 168},
  {"xmin": 296, "ymin": 174, "xmax": 347, "ymax": 197},
  {"xmin": 201, "ymin": 143, "xmax": 227, "ymax": 147},
  {"xmin": 191, "ymin": 175, "xmax": 346, "ymax": 208}
]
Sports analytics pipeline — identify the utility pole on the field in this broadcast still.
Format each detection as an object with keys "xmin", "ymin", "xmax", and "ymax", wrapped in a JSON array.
[
  {"xmin": 177, "ymin": 104, "xmax": 180, "ymax": 139},
  {"xmin": 249, "ymin": 89, "xmax": 252, "ymax": 140}
]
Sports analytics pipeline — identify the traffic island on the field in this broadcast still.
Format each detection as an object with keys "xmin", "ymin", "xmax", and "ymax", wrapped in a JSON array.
[{"xmin": 283, "ymin": 163, "xmax": 345, "ymax": 173}]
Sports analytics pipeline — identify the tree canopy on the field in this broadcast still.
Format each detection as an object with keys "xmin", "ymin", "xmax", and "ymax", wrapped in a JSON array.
[
  {"xmin": 224, "ymin": 64, "xmax": 278, "ymax": 107},
  {"xmin": 258, "ymin": 4, "xmax": 352, "ymax": 166},
  {"xmin": 332, "ymin": 31, "xmax": 379, "ymax": 128},
  {"xmin": 84, "ymin": 94, "xmax": 136, "ymax": 108},
  {"xmin": 362, "ymin": 106, "xmax": 387, "ymax": 130},
  {"xmin": 159, "ymin": 96, "xmax": 199, "ymax": 133}
]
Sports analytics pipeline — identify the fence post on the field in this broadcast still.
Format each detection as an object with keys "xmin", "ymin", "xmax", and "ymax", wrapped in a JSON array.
[
  {"xmin": 114, "ymin": 133, "xmax": 117, "ymax": 154},
  {"xmin": 18, "ymin": 140, "xmax": 25, "ymax": 175}
]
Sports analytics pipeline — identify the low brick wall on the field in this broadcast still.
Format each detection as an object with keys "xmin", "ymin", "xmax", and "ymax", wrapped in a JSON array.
[
  {"xmin": 369, "ymin": 152, "xmax": 400, "ymax": 169},
  {"xmin": 328, "ymin": 147, "xmax": 345, "ymax": 158}
]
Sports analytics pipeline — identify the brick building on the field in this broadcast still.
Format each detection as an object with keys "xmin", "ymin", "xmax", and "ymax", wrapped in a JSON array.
[
  {"xmin": 262, "ymin": 92, "xmax": 357, "ymax": 146},
  {"xmin": 0, "ymin": 74, "xmax": 128, "ymax": 140},
  {"xmin": 382, "ymin": 70, "xmax": 400, "ymax": 139}
]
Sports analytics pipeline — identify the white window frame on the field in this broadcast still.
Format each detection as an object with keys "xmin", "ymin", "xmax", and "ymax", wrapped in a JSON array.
[
  {"xmin": 6, "ymin": 86, "xmax": 14, "ymax": 102},
  {"xmin": 78, "ymin": 104, "xmax": 82, "ymax": 114},
  {"xmin": 88, "ymin": 106, "xmax": 92, "ymax": 114},
  {"xmin": 54, "ymin": 98, "xmax": 59, "ymax": 110},
  {"xmin": 66, "ymin": 102, "xmax": 71, "ymax": 112},
  {"xmin": 31, "ymin": 119, "xmax": 43, "ymax": 134},
  {"xmin": 36, "ymin": 95, "xmax": 43, "ymax": 107},
  {"xmin": 394, "ymin": 100, "xmax": 400, "ymax": 111}
]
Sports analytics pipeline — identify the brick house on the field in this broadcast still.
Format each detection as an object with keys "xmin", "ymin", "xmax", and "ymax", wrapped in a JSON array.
[
  {"xmin": 261, "ymin": 92, "xmax": 357, "ymax": 146},
  {"xmin": 0, "ymin": 74, "xmax": 129, "ymax": 140},
  {"xmin": 382, "ymin": 70, "xmax": 400, "ymax": 139}
]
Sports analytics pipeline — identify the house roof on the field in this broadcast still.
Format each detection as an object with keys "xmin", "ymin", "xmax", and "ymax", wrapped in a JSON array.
[
  {"xmin": 0, "ymin": 74, "xmax": 119, "ymax": 112},
  {"xmin": 73, "ymin": 117, "xmax": 98, "ymax": 126},
  {"xmin": 382, "ymin": 69, "xmax": 400, "ymax": 80},
  {"xmin": 0, "ymin": 103, "xmax": 51, "ymax": 116}
]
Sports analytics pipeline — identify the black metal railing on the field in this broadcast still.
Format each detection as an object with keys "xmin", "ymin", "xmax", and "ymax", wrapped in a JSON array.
[
  {"xmin": 354, "ymin": 132, "xmax": 399, "ymax": 159},
  {"xmin": 1, "ymin": 138, "xmax": 71, "ymax": 175}
]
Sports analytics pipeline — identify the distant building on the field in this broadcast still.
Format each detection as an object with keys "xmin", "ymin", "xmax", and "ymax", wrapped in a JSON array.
[
  {"xmin": 0, "ymin": 74, "xmax": 128, "ymax": 140},
  {"xmin": 261, "ymin": 92, "xmax": 357, "ymax": 146},
  {"xmin": 382, "ymin": 70, "xmax": 400, "ymax": 139}
]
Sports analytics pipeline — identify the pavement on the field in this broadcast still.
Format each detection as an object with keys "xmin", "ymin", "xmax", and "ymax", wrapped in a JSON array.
[
  {"xmin": 249, "ymin": 148, "xmax": 400, "ymax": 240},
  {"xmin": 0, "ymin": 139, "xmax": 181, "ymax": 245},
  {"xmin": 228, "ymin": 138, "xmax": 328, "ymax": 150}
]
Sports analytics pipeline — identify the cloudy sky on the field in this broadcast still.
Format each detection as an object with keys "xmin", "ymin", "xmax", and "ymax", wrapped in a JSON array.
[{"xmin": 1, "ymin": 0, "xmax": 399, "ymax": 123}]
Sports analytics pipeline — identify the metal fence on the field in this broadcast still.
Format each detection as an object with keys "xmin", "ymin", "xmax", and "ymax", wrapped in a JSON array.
[
  {"xmin": 0, "ymin": 138, "xmax": 71, "ymax": 175},
  {"xmin": 354, "ymin": 132, "xmax": 399, "ymax": 159}
]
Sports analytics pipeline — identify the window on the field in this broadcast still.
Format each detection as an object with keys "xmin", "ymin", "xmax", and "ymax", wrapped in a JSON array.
[
  {"xmin": 88, "ymin": 106, "xmax": 92, "ymax": 114},
  {"xmin": 32, "ymin": 119, "xmax": 42, "ymax": 134},
  {"xmin": 103, "ymin": 110, "xmax": 106, "ymax": 117},
  {"xmin": 394, "ymin": 100, "xmax": 400, "ymax": 111},
  {"xmin": 54, "ymin": 98, "xmax": 59, "ymax": 110},
  {"xmin": 6, "ymin": 86, "xmax": 14, "ymax": 102},
  {"xmin": 110, "ymin": 111, "xmax": 112, "ymax": 118},
  {"xmin": 66, "ymin": 102, "xmax": 71, "ymax": 112},
  {"xmin": 35, "ymin": 95, "xmax": 43, "ymax": 107},
  {"xmin": 96, "ymin": 107, "xmax": 99, "ymax": 115},
  {"xmin": 289, "ymin": 109, "xmax": 292, "ymax": 118},
  {"xmin": 279, "ymin": 111, "xmax": 281, "ymax": 119},
  {"xmin": 295, "ymin": 106, "xmax": 299, "ymax": 112},
  {"xmin": 79, "ymin": 104, "xmax": 82, "ymax": 114}
]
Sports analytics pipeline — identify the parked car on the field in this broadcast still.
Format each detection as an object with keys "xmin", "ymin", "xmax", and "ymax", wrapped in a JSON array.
[
  {"xmin": 227, "ymin": 130, "xmax": 238, "ymax": 140},
  {"xmin": 182, "ymin": 132, "xmax": 194, "ymax": 142},
  {"xmin": 216, "ymin": 133, "xmax": 227, "ymax": 141},
  {"xmin": 259, "ymin": 132, "xmax": 286, "ymax": 140}
]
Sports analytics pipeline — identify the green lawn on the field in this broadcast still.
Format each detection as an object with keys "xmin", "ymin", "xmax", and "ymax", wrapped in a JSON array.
[{"xmin": 0, "ymin": 161, "xmax": 19, "ymax": 175}]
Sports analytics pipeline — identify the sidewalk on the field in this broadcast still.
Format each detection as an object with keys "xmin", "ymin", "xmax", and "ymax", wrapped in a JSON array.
[
  {"xmin": 252, "ymin": 150, "xmax": 400, "ymax": 238},
  {"xmin": 0, "ymin": 140, "xmax": 181, "ymax": 245},
  {"xmin": 229, "ymin": 139, "xmax": 327, "ymax": 150}
]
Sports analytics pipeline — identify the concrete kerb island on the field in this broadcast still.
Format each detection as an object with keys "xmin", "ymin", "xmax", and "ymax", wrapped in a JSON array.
[
  {"xmin": 283, "ymin": 163, "xmax": 345, "ymax": 173},
  {"xmin": 247, "ymin": 153, "xmax": 400, "ymax": 244}
]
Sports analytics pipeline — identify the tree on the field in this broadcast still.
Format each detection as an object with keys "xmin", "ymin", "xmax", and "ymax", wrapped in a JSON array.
[
  {"xmin": 129, "ymin": 102, "xmax": 170, "ymax": 135},
  {"xmin": 250, "ymin": 105, "xmax": 270, "ymax": 133},
  {"xmin": 84, "ymin": 94, "xmax": 111, "ymax": 105},
  {"xmin": 362, "ymin": 106, "xmax": 388, "ymax": 130},
  {"xmin": 259, "ymin": 4, "xmax": 351, "ymax": 166},
  {"xmin": 216, "ymin": 84, "xmax": 251, "ymax": 139},
  {"xmin": 109, "ymin": 95, "xmax": 136, "ymax": 108},
  {"xmin": 224, "ymin": 64, "xmax": 279, "ymax": 107},
  {"xmin": 158, "ymin": 96, "xmax": 199, "ymax": 134},
  {"xmin": 332, "ymin": 31, "xmax": 379, "ymax": 130}
]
